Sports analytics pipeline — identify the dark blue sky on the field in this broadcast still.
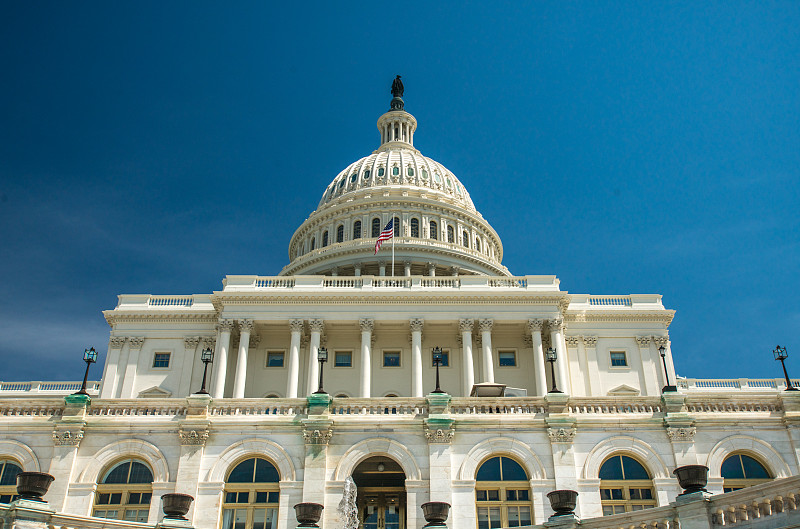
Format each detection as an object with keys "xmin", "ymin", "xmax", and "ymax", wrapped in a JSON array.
[{"xmin": 1, "ymin": 2, "xmax": 798, "ymax": 382}]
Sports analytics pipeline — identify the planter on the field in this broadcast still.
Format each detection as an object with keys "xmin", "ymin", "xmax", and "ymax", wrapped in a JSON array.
[
  {"xmin": 421, "ymin": 501, "xmax": 451, "ymax": 527},
  {"xmin": 294, "ymin": 502, "xmax": 324, "ymax": 528},
  {"xmin": 674, "ymin": 465, "xmax": 709, "ymax": 495},
  {"xmin": 16, "ymin": 472, "xmax": 55, "ymax": 501},
  {"xmin": 162, "ymin": 493, "xmax": 194, "ymax": 520},
  {"xmin": 547, "ymin": 489, "xmax": 578, "ymax": 517}
]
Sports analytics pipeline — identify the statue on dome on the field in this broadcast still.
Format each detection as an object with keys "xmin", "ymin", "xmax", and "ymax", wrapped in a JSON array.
[{"xmin": 391, "ymin": 75, "xmax": 404, "ymax": 98}]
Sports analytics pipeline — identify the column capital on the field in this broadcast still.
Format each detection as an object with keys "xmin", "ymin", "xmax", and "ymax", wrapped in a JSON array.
[
  {"xmin": 547, "ymin": 318, "xmax": 564, "ymax": 333},
  {"xmin": 309, "ymin": 319, "xmax": 325, "ymax": 333},
  {"xmin": 201, "ymin": 336, "xmax": 216, "ymax": 349},
  {"xmin": 527, "ymin": 319, "xmax": 544, "ymax": 332},
  {"xmin": 583, "ymin": 336, "xmax": 598, "ymax": 348},
  {"xmin": 184, "ymin": 336, "xmax": 201, "ymax": 350},
  {"xmin": 459, "ymin": 318, "xmax": 474, "ymax": 333},
  {"xmin": 249, "ymin": 335, "xmax": 261, "ymax": 348},
  {"xmin": 547, "ymin": 427, "xmax": 577, "ymax": 444},
  {"xmin": 636, "ymin": 335, "xmax": 651, "ymax": 348},
  {"xmin": 289, "ymin": 319, "xmax": 304, "ymax": 333},
  {"xmin": 238, "ymin": 319, "xmax": 254, "ymax": 333},
  {"xmin": 179, "ymin": 427, "xmax": 210, "ymax": 446},
  {"xmin": 53, "ymin": 426, "xmax": 85, "ymax": 446},
  {"xmin": 217, "ymin": 319, "xmax": 235, "ymax": 332},
  {"xmin": 128, "ymin": 337, "xmax": 145, "ymax": 349},
  {"xmin": 478, "ymin": 318, "xmax": 493, "ymax": 332},
  {"xmin": 653, "ymin": 335, "xmax": 669, "ymax": 347},
  {"xmin": 410, "ymin": 318, "xmax": 424, "ymax": 333},
  {"xmin": 109, "ymin": 336, "xmax": 127, "ymax": 349},
  {"xmin": 360, "ymin": 318, "xmax": 374, "ymax": 332},
  {"xmin": 565, "ymin": 336, "xmax": 580, "ymax": 348}
]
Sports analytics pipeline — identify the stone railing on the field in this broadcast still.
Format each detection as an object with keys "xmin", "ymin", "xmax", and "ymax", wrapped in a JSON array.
[
  {"xmin": 87, "ymin": 400, "xmax": 189, "ymax": 417},
  {"xmin": 568, "ymin": 397, "xmax": 663, "ymax": 414},
  {"xmin": 49, "ymin": 512, "xmax": 155, "ymax": 529},
  {"xmin": 449, "ymin": 398, "xmax": 546, "ymax": 415},
  {"xmin": 330, "ymin": 397, "xmax": 428, "ymax": 416},
  {"xmin": 209, "ymin": 399, "xmax": 307, "ymax": 416},
  {"xmin": 679, "ymin": 377, "xmax": 800, "ymax": 391},
  {"xmin": 0, "ymin": 381, "xmax": 99, "ymax": 396}
]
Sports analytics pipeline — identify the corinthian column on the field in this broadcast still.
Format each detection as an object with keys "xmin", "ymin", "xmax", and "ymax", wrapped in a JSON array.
[
  {"xmin": 232, "ymin": 319, "xmax": 253, "ymax": 398},
  {"xmin": 306, "ymin": 319, "xmax": 324, "ymax": 395},
  {"xmin": 548, "ymin": 318, "xmax": 568, "ymax": 394},
  {"xmin": 410, "ymin": 318, "xmax": 424, "ymax": 397},
  {"xmin": 460, "ymin": 319, "xmax": 475, "ymax": 396},
  {"xmin": 212, "ymin": 320, "xmax": 234, "ymax": 399},
  {"xmin": 360, "ymin": 319, "xmax": 374, "ymax": 397},
  {"xmin": 528, "ymin": 319, "xmax": 547, "ymax": 396},
  {"xmin": 286, "ymin": 319, "xmax": 304, "ymax": 398},
  {"xmin": 479, "ymin": 319, "xmax": 495, "ymax": 383}
]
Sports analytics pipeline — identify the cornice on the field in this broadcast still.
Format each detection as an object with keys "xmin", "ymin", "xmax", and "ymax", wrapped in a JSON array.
[
  {"xmin": 211, "ymin": 293, "xmax": 569, "ymax": 309},
  {"xmin": 104, "ymin": 311, "xmax": 219, "ymax": 326},
  {"xmin": 565, "ymin": 311, "xmax": 675, "ymax": 326}
]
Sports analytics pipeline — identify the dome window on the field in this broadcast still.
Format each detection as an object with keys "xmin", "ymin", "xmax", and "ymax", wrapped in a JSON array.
[
  {"xmin": 429, "ymin": 221, "xmax": 438, "ymax": 240},
  {"xmin": 462, "ymin": 231, "xmax": 470, "ymax": 248},
  {"xmin": 434, "ymin": 172, "xmax": 442, "ymax": 184},
  {"xmin": 408, "ymin": 167, "xmax": 414, "ymax": 177},
  {"xmin": 378, "ymin": 167, "xmax": 385, "ymax": 177},
  {"xmin": 363, "ymin": 170, "xmax": 370, "ymax": 179},
  {"xmin": 336, "ymin": 225, "xmax": 344, "ymax": 243},
  {"xmin": 392, "ymin": 166, "xmax": 399, "ymax": 176},
  {"xmin": 350, "ymin": 173, "xmax": 357, "ymax": 182},
  {"xmin": 446, "ymin": 177, "xmax": 452, "ymax": 188},
  {"xmin": 410, "ymin": 218, "xmax": 420, "ymax": 238},
  {"xmin": 393, "ymin": 217, "xmax": 400, "ymax": 237},
  {"xmin": 447, "ymin": 225, "xmax": 455, "ymax": 244},
  {"xmin": 338, "ymin": 180, "xmax": 345, "ymax": 189},
  {"xmin": 371, "ymin": 218, "xmax": 381, "ymax": 237},
  {"xmin": 353, "ymin": 221, "xmax": 361, "ymax": 239},
  {"xmin": 322, "ymin": 231, "xmax": 329, "ymax": 247},
  {"xmin": 310, "ymin": 238, "xmax": 315, "ymax": 251},
  {"xmin": 475, "ymin": 238, "xmax": 481, "ymax": 253},
  {"xmin": 422, "ymin": 169, "xmax": 428, "ymax": 179}
]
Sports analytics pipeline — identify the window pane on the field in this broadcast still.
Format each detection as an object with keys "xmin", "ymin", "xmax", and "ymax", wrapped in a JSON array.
[
  {"xmin": 225, "ymin": 491, "xmax": 237, "ymax": 503},
  {"xmin": 268, "ymin": 491, "xmax": 279, "ymax": 503},
  {"xmin": 256, "ymin": 491, "xmax": 267, "ymax": 503},
  {"xmin": 234, "ymin": 509, "xmax": 247, "ymax": 529},
  {"xmin": 476, "ymin": 457, "xmax": 501, "ymax": 481},
  {"xmin": 103, "ymin": 462, "xmax": 131, "ymax": 484},
  {"xmin": 599, "ymin": 456, "xmax": 624, "ymax": 480},
  {"xmin": 228, "ymin": 458, "xmax": 255, "ymax": 483},
  {"xmin": 110, "ymin": 493, "xmax": 122, "ymax": 504},
  {"xmin": 477, "ymin": 507, "xmax": 489, "ymax": 529},
  {"xmin": 267, "ymin": 352, "xmax": 284, "ymax": 367},
  {"xmin": 498, "ymin": 351, "xmax": 516, "ymax": 367},
  {"xmin": 141, "ymin": 492, "xmax": 151, "ymax": 504},
  {"xmin": 487, "ymin": 490, "xmax": 500, "ymax": 501},
  {"xmin": 519, "ymin": 506, "xmax": 531, "ymax": 526},
  {"xmin": 610, "ymin": 352, "xmax": 627, "ymax": 367},
  {"xmin": 0, "ymin": 463, "xmax": 21, "ymax": 486},
  {"xmin": 603, "ymin": 506, "xmax": 614, "ymax": 516},
  {"xmin": 489, "ymin": 507, "xmax": 502, "ymax": 528},
  {"xmin": 153, "ymin": 353, "xmax": 170, "ymax": 368},
  {"xmin": 501, "ymin": 457, "xmax": 528, "ymax": 481},
  {"xmin": 254, "ymin": 458, "xmax": 280, "ymax": 483},
  {"xmin": 432, "ymin": 351, "xmax": 449, "ymax": 367},
  {"xmin": 222, "ymin": 509, "xmax": 235, "ymax": 529},
  {"xmin": 517, "ymin": 489, "xmax": 529, "ymax": 501},
  {"xmin": 335, "ymin": 352, "xmax": 352, "ymax": 367},
  {"xmin": 128, "ymin": 492, "xmax": 140, "ymax": 504},
  {"xmin": 476, "ymin": 490, "xmax": 487, "ymax": 501},
  {"xmin": 98, "ymin": 493, "xmax": 110, "ymax": 504},
  {"xmin": 383, "ymin": 352, "xmax": 400, "ymax": 367},
  {"xmin": 506, "ymin": 489, "xmax": 517, "ymax": 501},
  {"xmin": 128, "ymin": 462, "xmax": 153, "ymax": 484},
  {"xmin": 621, "ymin": 456, "xmax": 650, "ymax": 480},
  {"xmin": 265, "ymin": 508, "xmax": 277, "ymax": 529},
  {"xmin": 253, "ymin": 509, "xmax": 267, "ymax": 529},
  {"xmin": 507, "ymin": 506, "xmax": 520, "ymax": 527},
  {"xmin": 741, "ymin": 455, "xmax": 770, "ymax": 479}
]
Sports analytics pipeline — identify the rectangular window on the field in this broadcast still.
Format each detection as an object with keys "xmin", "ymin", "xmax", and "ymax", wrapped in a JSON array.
[
  {"xmin": 498, "ymin": 350, "xmax": 516, "ymax": 367},
  {"xmin": 335, "ymin": 351, "xmax": 352, "ymax": 367},
  {"xmin": 152, "ymin": 353, "xmax": 170, "ymax": 368},
  {"xmin": 610, "ymin": 351, "xmax": 628, "ymax": 367},
  {"xmin": 432, "ymin": 350, "xmax": 449, "ymax": 367},
  {"xmin": 266, "ymin": 351, "xmax": 285, "ymax": 368},
  {"xmin": 383, "ymin": 351, "xmax": 401, "ymax": 367}
]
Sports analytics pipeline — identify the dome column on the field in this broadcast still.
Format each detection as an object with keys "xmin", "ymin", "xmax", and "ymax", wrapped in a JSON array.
[
  {"xmin": 479, "ymin": 319, "xmax": 495, "ymax": 383},
  {"xmin": 460, "ymin": 319, "xmax": 475, "ymax": 396},
  {"xmin": 359, "ymin": 319, "xmax": 374, "ymax": 397}
]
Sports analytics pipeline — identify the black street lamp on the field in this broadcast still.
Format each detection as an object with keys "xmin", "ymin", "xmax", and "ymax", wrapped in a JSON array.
[
  {"xmin": 74, "ymin": 347, "xmax": 97, "ymax": 395},
  {"xmin": 314, "ymin": 348, "xmax": 328, "ymax": 394},
  {"xmin": 659, "ymin": 345, "xmax": 678, "ymax": 393},
  {"xmin": 196, "ymin": 347, "xmax": 214, "ymax": 394},
  {"xmin": 545, "ymin": 347, "xmax": 562, "ymax": 393},
  {"xmin": 431, "ymin": 347, "xmax": 445, "ymax": 394},
  {"xmin": 773, "ymin": 346, "xmax": 798, "ymax": 391}
]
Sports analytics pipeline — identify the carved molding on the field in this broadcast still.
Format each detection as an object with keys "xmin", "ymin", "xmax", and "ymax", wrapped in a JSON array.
[
  {"xmin": 217, "ymin": 319, "xmax": 235, "ymax": 332},
  {"xmin": 409, "ymin": 318, "xmax": 424, "ymax": 333},
  {"xmin": 303, "ymin": 427, "xmax": 333, "ymax": 445},
  {"xmin": 238, "ymin": 319, "xmax": 254, "ymax": 334},
  {"xmin": 522, "ymin": 335, "xmax": 533, "ymax": 346},
  {"xmin": 583, "ymin": 336, "xmax": 598, "ymax": 348},
  {"xmin": 249, "ymin": 335, "xmax": 261, "ymax": 348},
  {"xmin": 666, "ymin": 427, "xmax": 696, "ymax": 442},
  {"xmin": 478, "ymin": 318, "xmax": 494, "ymax": 332},
  {"xmin": 179, "ymin": 428, "xmax": 209, "ymax": 446},
  {"xmin": 184, "ymin": 336, "xmax": 201, "ymax": 350},
  {"xmin": 636, "ymin": 336, "xmax": 652, "ymax": 348},
  {"xmin": 565, "ymin": 336, "xmax": 580, "ymax": 347},
  {"xmin": 289, "ymin": 319, "xmax": 305, "ymax": 333},
  {"xmin": 53, "ymin": 429, "xmax": 84, "ymax": 446},
  {"xmin": 309, "ymin": 319, "xmax": 325, "ymax": 333},
  {"xmin": 548, "ymin": 427, "xmax": 576, "ymax": 443},
  {"xmin": 424, "ymin": 426, "xmax": 455, "ymax": 444},
  {"xmin": 527, "ymin": 319, "xmax": 544, "ymax": 333},
  {"xmin": 548, "ymin": 318, "xmax": 564, "ymax": 333},
  {"xmin": 109, "ymin": 337, "xmax": 126, "ymax": 349},
  {"xmin": 653, "ymin": 336, "xmax": 669, "ymax": 347},
  {"xmin": 128, "ymin": 337, "xmax": 145, "ymax": 349},
  {"xmin": 201, "ymin": 336, "xmax": 216, "ymax": 349},
  {"xmin": 459, "ymin": 318, "xmax": 474, "ymax": 333},
  {"xmin": 359, "ymin": 318, "xmax": 374, "ymax": 333}
]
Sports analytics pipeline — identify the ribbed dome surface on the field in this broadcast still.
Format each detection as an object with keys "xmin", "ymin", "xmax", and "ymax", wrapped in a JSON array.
[{"xmin": 318, "ymin": 150, "xmax": 476, "ymax": 211}]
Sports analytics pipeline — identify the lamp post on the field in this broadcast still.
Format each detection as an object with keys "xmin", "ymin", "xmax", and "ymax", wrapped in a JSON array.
[
  {"xmin": 545, "ymin": 347, "xmax": 561, "ymax": 393},
  {"xmin": 314, "ymin": 347, "xmax": 328, "ymax": 394},
  {"xmin": 196, "ymin": 347, "xmax": 214, "ymax": 394},
  {"xmin": 773, "ymin": 346, "xmax": 798, "ymax": 391},
  {"xmin": 658, "ymin": 345, "xmax": 677, "ymax": 393},
  {"xmin": 431, "ymin": 347, "xmax": 445, "ymax": 394},
  {"xmin": 74, "ymin": 347, "xmax": 97, "ymax": 395}
]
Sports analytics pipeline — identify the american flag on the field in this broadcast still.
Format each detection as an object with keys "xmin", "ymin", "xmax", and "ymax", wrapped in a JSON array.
[{"xmin": 374, "ymin": 219, "xmax": 394, "ymax": 254}]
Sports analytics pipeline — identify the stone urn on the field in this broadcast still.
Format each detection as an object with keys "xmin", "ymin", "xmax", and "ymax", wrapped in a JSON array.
[
  {"xmin": 294, "ymin": 502, "xmax": 324, "ymax": 528},
  {"xmin": 547, "ymin": 489, "xmax": 578, "ymax": 517},
  {"xmin": 421, "ymin": 501, "xmax": 451, "ymax": 527},
  {"xmin": 674, "ymin": 465, "xmax": 709, "ymax": 495},
  {"xmin": 162, "ymin": 493, "xmax": 194, "ymax": 520},
  {"xmin": 16, "ymin": 472, "xmax": 55, "ymax": 501}
]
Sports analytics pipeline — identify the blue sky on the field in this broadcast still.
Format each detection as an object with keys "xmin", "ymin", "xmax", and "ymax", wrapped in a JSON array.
[{"xmin": 1, "ymin": 2, "xmax": 798, "ymax": 382}]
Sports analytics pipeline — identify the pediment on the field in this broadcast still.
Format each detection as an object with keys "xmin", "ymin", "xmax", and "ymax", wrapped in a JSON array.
[
  {"xmin": 607, "ymin": 384, "xmax": 640, "ymax": 396},
  {"xmin": 138, "ymin": 386, "xmax": 172, "ymax": 398}
]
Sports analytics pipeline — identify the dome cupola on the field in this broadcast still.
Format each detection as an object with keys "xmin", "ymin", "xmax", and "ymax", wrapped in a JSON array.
[{"xmin": 280, "ymin": 78, "xmax": 509, "ymax": 277}]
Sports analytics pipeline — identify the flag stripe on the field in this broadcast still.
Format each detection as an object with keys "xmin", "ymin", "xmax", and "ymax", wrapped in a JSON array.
[{"xmin": 374, "ymin": 219, "xmax": 394, "ymax": 254}]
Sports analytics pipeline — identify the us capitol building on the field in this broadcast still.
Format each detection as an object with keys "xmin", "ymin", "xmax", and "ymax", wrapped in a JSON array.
[{"xmin": 2, "ymin": 79, "xmax": 800, "ymax": 529}]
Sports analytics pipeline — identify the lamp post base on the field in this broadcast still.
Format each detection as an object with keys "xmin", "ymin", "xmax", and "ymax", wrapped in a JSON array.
[{"xmin": 662, "ymin": 385, "xmax": 678, "ymax": 393}]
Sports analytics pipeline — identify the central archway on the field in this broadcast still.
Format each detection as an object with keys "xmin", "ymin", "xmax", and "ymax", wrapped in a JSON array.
[{"xmin": 353, "ymin": 456, "xmax": 406, "ymax": 529}]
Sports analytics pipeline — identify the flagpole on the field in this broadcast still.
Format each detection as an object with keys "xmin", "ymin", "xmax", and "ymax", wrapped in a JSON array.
[{"xmin": 391, "ymin": 212, "xmax": 396, "ymax": 277}]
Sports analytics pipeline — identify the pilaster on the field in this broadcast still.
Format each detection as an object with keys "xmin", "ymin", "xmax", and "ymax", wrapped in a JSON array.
[{"xmin": 46, "ymin": 394, "xmax": 89, "ymax": 511}]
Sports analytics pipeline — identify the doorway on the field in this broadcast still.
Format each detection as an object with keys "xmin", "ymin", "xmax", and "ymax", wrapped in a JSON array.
[{"xmin": 352, "ymin": 456, "xmax": 406, "ymax": 529}]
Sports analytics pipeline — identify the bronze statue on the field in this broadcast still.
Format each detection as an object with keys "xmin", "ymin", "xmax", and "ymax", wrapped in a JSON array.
[{"xmin": 391, "ymin": 75, "xmax": 404, "ymax": 98}]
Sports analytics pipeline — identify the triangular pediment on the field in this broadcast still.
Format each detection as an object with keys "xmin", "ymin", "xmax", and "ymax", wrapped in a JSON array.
[
  {"xmin": 138, "ymin": 386, "xmax": 172, "ymax": 398},
  {"xmin": 607, "ymin": 384, "xmax": 640, "ymax": 396}
]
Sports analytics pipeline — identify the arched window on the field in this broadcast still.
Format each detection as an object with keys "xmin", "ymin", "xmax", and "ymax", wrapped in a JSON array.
[
  {"xmin": 310, "ymin": 237, "xmax": 315, "ymax": 251},
  {"xmin": 336, "ymin": 225, "xmax": 344, "ymax": 243},
  {"xmin": 475, "ymin": 456, "xmax": 532, "ymax": 528},
  {"xmin": 378, "ymin": 167, "xmax": 385, "ymax": 177},
  {"xmin": 429, "ymin": 221, "xmax": 438, "ymax": 240},
  {"xmin": 475, "ymin": 238, "xmax": 481, "ymax": 253},
  {"xmin": 353, "ymin": 221, "xmax": 362, "ymax": 240},
  {"xmin": 599, "ymin": 455, "xmax": 655, "ymax": 516},
  {"xmin": 392, "ymin": 166, "xmax": 399, "ymax": 176},
  {"xmin": 462, "ymin": 231, "xmax": 470, "ymax": 248},
  {"xmin": 447, "ymin": 225, "xmax": 455, "ymax": 243},
  {"xmin": 393, "ymin": 217, "xmax": 400, "ymax": 237},
  {"xmin": 408, "ymin": 167, "xmax": 414, "ymax": 176},
  {"xmin": 410, "ymin": 218, "xmax": 420, "ymax": 238},
  {"xmin": 0, "ymin": 459, "xmax": 22, "ymax": 503},
  {"xmin": 371, "ymin": 218, "xmax": 381, "ymax": 237},
  {"xmin": 322, "ymin": 231, "xmax": 328, "ymax": 247},
  {"xmin": 93, "ymin": 459, "xmax": 154, "ymax": 522},
  {"xmin": 363, "ymin": 170, "xmax": 370, "ymax": 180},
  {"xmin": 721, "ymin": 453, "xmax": 772, "ymax": 492},
  {"xmin": 222, "ymin": 457, "xmax": 280, "ymax": 529}
]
